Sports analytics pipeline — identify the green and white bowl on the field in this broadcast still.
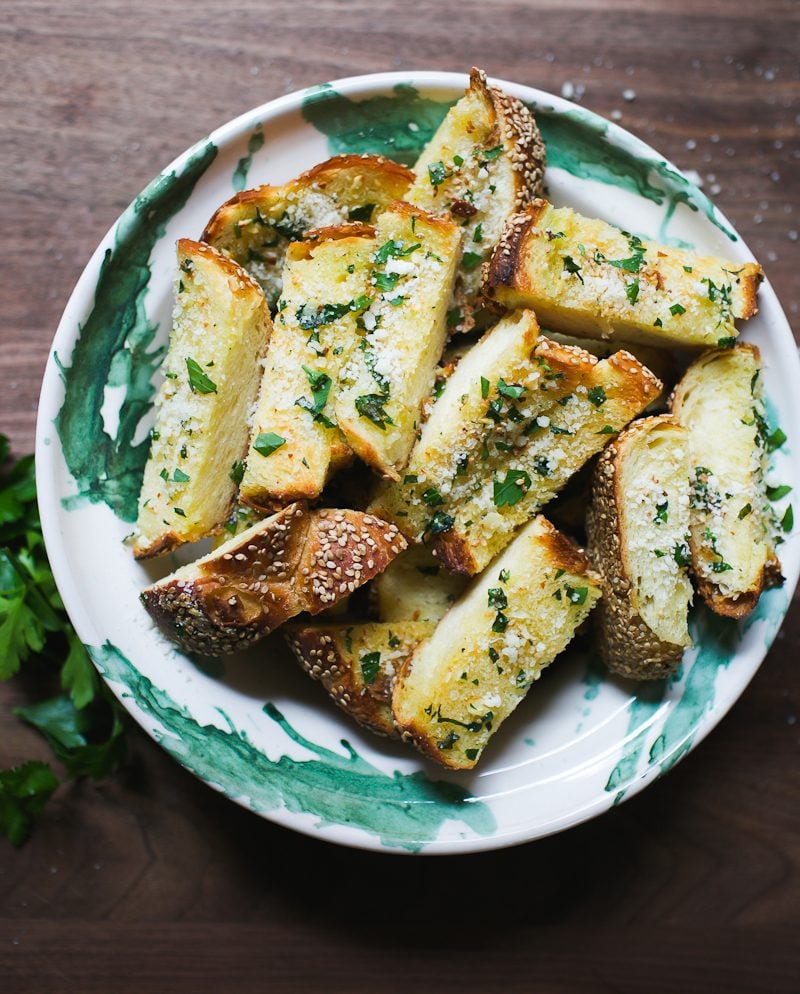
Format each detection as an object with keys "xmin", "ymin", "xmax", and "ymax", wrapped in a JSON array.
[{"xmin": 36, "ymin": 72, "xmax": 800, "ymax": 853}]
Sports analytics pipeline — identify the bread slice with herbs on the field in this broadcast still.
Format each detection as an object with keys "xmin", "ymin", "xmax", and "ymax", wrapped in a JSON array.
[
  {"xmin": 372, "ymin": 313, "xmax": 662, "ymax": 574},
  {"xmin": 132, "ymin": 239, "xmax": 272, "ymax": 559},
  {"xmin": 407, "ymin": 67, "xmax": 546, "ymax": 334},
  {"xmin": 392, "ymin": 515, "xmax": 601, "ymax": 770},
  {"xmin": 141, "ymin": 505, "xmax": 406, "ymax": 655},
  {"xmin": 670, "ymin": 343, "xmax": 781, "ymax": 617},
  {"xmin": 484, "ymin": 199, "xmax": 763, "ymax": 348},
  {"xmin": 373, "ymin": 545, "xmax": 468, "ymax": 623},
  {"xmin": 586, "ymin": 416, "xmax": 693, "ymax": 679},
  {"xmin": 284, "ymin": 620, "xmax": 435, "ymax": 737},
  {"xmin": 334, "ymin": 201, "xmax": 462, "ymax": 479},
  {"xmin": 202, "ymin": 155, "xmax": 414, "ymax": 307},
  {"xmin": 239, "ymin": 229, "xmax": 375, "ymax": 509}
]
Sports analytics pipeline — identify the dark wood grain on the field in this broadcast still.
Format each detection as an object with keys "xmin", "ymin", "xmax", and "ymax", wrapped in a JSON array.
[{"xmin": 1, "ymin": 2, "xmax": 798, "ymax": 991}]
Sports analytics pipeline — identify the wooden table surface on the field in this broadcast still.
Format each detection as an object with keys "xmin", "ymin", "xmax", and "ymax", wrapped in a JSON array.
[{"xmin": 1, "ymin": 2, "xmax": 798, "ymax": 991}]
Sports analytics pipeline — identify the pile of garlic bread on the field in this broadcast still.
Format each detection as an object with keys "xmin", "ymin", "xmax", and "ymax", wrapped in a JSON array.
[{"xmin": 132, "ymin": 68, "xmax": 786, "ymax": 771}]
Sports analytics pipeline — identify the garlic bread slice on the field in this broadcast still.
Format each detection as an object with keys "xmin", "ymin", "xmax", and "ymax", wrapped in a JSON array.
[
  {"xmin": 670, "ymin": 344, "xmax": 779, "ymax": 617},
  {"xmin": 370, "ymin": 309, "xmax": 591, "ymax": 545},
  {"xmin": 133, "ymin": 240, "xmax": 271, "ymax": 559},
  {"xmin": 392, "ymin": 516, "xmax": 601, "ymax": 770},
  {"xmin": 285, "ymin": 621, "xmax": 435, "ymax": 737},
  {"xmin": 141, "ymin": 505, "xmax": 406, "ymax": 655},
  {"xmin": 334, "ymin": 201, "xmax": 461, "ymax": 478},
  {"xmin": 374, "ymin": 545, "xmax": 468, "ymax": 623},
  {"xmin": 202, "ymin": 155, "xmax": 414, "ymax": 306},
  {"xmin": 373, "ymin": 324, "xmax": 661, "ymax": 574},
  {"xmin": 408, "ymin": 67, "xmax": 545, "ymax": 334},
  {"xmin": 239, "ymin": 230, "xmax": 374, "ymax": 508},
  {"xmin": 485, "ymin": 200, "xmax": 763, "ymax": 348},
  {"xmin": 586, "ymin": 416, "xmax": 693, "ymax": 679}
]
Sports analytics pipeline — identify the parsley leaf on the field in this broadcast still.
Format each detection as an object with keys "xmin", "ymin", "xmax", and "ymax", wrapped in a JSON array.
[
  {"xmin": 360, "ymin": 652, "xmax": 381, "ymax": 685},
  {"xmin": 355, "ymin": 394, "xmax": 393, "ymax": 430},
  {"xmin": 0, "ymin": 762, "xmax": 58, "ymax": 847},
  {"xmin": 493, "ymin": 469, "xmax": 531, "ymax": 508},
  {"xmin": 253, "ymin": 432, "xmax": 286, "ymax": 457},
  {"xmin": 185, "ymin": 357, "xmax": 218, "ymax": 394}
]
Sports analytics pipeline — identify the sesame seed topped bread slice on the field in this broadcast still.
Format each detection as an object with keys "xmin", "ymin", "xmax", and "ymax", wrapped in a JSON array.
[
  {"xmin": 334, "ymin": 201, "xmax": 462, "ymax": 479},
  {"xmin": 371, "ymin": 312, "xmax": 662, "ymax": 575},
  {"xmin": 284, "ymin": 620, "xmax": 435, "ymax": 737},
  {"xmin": 373, "ymin": 545, "xmax": 468, "ymax": 624},
  {"xmin": 141, "ymin": 504, "xmax": 406, "ymax": 656},
  {"xmin": 484, "ymin": 200, "xmax": 763, "ymax": 348},
  {"xmin": 407, "ymin": 67, "xmax": 546, "ymax": 335},
  {"xmin": 239, "ymin": 229, "xmax": 375, "ymax": 510},
  {"xmin": 132, "ymin": 240, "xmax": 272, "ymax": 560},
  {"xmin": 670, "ymin": 344, "xmax": 781, "ymax": 618},
  {"xmin": 586, "ymin": 416, "xmax": 693, "ymax": 680},
  {"xmin": 392, "ymin": 515, "xmax": 602, "ymax": 770},
  {"xmin": 202, "ymin": 155, "xmax": 414, "ymax": 308}
]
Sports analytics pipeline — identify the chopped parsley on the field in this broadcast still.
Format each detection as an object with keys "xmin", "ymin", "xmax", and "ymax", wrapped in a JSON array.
[
  {"xmin": 295, "ymin": 366, "xmax": 334, "ymax": 427},
  {"xmin": 487, "ymin": 587, "xmax": 508, "ymax": 610},
  {"xmin": 594, "ymin": 233, "xmax": 646, "ymax": 273},
  {"xmin": 355, "ymin": 394, "xmax": 393, "ymax": 430},
  {"xmin": 360, "ymin": 652, "xmax": 381, "ymax": 684},
  {"xmin": 427, "ymin": 161, "xmax": 449, "ymax": 186},
  {"xmin": 480, "ymin": 376, "xmax": 490, "ymax": 399},
  {"xmin": 462, "ymin": 251, "xmax": 483, "ymax": 271},
  {"xmin": 473, "ymin": 223, "xmax": 483, "ymax": 243},
  {"xmin": 717, "ymin": 336, "xmax": 736, "ymax": 348},
  {"xmin": 253, "ymin": 432, "xmax": 286, "ymax": 458},
  {"xmin": 767, "ymin": 484, "xmax": 792, "ymax": 501},
  {"xmin": 587, "ymin": 385, "xmax": 607, "ymax": 407},
  {"xmin": 533, "ymin": 456, "xmax": 550, "ymax": 477},
  {"xmin": 185, "ymin": 357, "xmax": 218, "ymax": 394},
  {"xmin": 374, "ymin": 239, "xmax": 420, "ymax": 264},
  {"xmin": 493, "ymin": 469, "xmax": 531, "ymax": 508},
  {"xmin": 782, "ymin": 505, "xmax": 794, "ymax": 532},
  {"xmin": 425, "ymin": 511, "xmax": 455, "ymax": 535},
  {"xmin": 669, "ymin": 302, "xmax": 686, "ymax": 316},
  {"xmin": 446, "ymin": 307, "xmax": 462, "ymax": 327},
  {"xmin": 625, "ymin": 278, "xmax": 640, "ymax": 305},
  {"xmin": 229, "ymin": 460, "xmax": 245, "ymax": 485},
  {"xmin": 673, "ymin": 541, "xmax": 691, "ymax": 567},
  {"xmin": 497, "ymin": 378, "xmax": 525, "ymax": 399},
  {"xmin": 766, "ymin": 427, "xmax": 787, "ymax": 452},
  {"xmin": 172, "ymin": 467, "xmax": 190, "ymax": 484},
  {"xmin": 421, "ymin": 487, "xmax": 444, "ymax": 507},
  {"xmin": 562, "ymin": 255, "xmax": 584, "ymax": 283},
  {"xmin": 654, "ymin": 499, "xmax": 668, "ymax": 524},
  {"xmin": 565, "ymin": 585, "xmax": 588, "ymax": 605},
  {"xmin": 373, "ymin": 271, "xmax": 400, "ymax": 293},
  {"xmin": 491, "ymin": 612, "xmax": 509, "ymax": 633},
  {"xmin": 738, "ymin": 503, "xmax": 752, "ymax": 520}
]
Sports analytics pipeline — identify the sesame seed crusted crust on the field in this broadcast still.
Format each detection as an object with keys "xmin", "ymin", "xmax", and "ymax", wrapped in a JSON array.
[
  {"xmin": 141, "ymin": 505, "xmax": 406, "ymax": 655},
  {"xmin": 586, "ymin": 416, "xmax": 692, "ymax": 680},
  {"xmin": 284, "ymin": 620, "xmax": 434, "ymax": 738}
]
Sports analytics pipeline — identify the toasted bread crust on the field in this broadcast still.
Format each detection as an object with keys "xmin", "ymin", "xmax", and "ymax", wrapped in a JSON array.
[
  {"xmin": 284, "ymin": 621, "xmax": 435, "ymax": 737},
  {"xmin": 141, "ymin": 506, "xmax": 406, "ymax": 655},
  {"xmin": 587, "ymin": 417, "xmax": 691, "ymax": 679},
  {"xmin": 201, "ymin": 155, "xmax": 414, "ymax": 243}
]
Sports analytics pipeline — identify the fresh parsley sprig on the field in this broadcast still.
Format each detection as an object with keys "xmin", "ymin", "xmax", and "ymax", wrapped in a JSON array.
[{"xmin": 0, "ymin": 435, "xmax": 127, "ymax": 846}]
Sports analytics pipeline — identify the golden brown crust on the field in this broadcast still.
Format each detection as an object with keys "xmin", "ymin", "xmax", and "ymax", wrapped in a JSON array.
[
  {"xmin": 132, "ymin": 531, "xmax": 183, "ymax": 561},
  {"xmin": 693, "ymin": 580, "xmax": 760, "ymax": 619},
  {"xmin": 201, "ymin": 155, "xmax": 415, "ymax": 243},
  {"xmin": 141, "ymin": 506, "xmax": 406, "ymax": 655},
  {"xmin": 284, "ymin": 621, "xmax": 434, "ymax": 738},
  {"xmin": 482, "ymin": 207, "xmax": 538, "ymax": 298},
  {"xmin": 175, "ymin": 238, "xmax": 263, "ymax": 295},
  {"xmin": 302, "ymin": 222, "xmax": 376, "ymax": 243},
  {"xmin": 481, "ymin": 71, "xmax": 547, "ymax": 207},
  {"xmin": 586, "ymin": 418, "xmax": 689, "ymax": 679},
  {"xmin": 431, "ymin": 533, "xmax": 479, "ymax": 576}
]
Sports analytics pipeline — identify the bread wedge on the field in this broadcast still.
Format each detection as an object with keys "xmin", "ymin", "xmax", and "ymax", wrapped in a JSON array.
[
  {"xmin": 586, "ymin": 416, "xmax": 693, "ymax": 679},
  {"xmin": 141, "ymin": 505, "xmax": 406, "ymax": 655},
  {"xmin": 132, "ymin": 240, "xmax": 271, "ymax": 559},
  {"xmin": 407, "ymin": 67, "xmax": 546, "ymax": 334},
  {"xmin": 239, "ymin": 229, "xmax": 374, "ymax": 508},
  {"xmin": 372, "ymin": 315, "xmax": 662, "ymax": 574},
  {"xmin": 284, "ymin": 621, "xmax": 435, "ymax": 737},
  {"xmin": 334, "ymin": 201, "xmax": 461, "ymax": 478},
  {"xmin": 670, "ymin": 344, "xmax": 780, "ymax": 617},
  {"xmin": 374, "ymin": 545, "xmax": 468, "ymax": 623},
  {"xmin": 202, "ymin": 155, "xmax": 414, "ymax": 306},
  {"xmin": 484, "ymin": 200, "xmax": 763, "ymax": 348},
  {"xmin": 392, "ymin": 516, "xmax": 601, "ymax": 770}
]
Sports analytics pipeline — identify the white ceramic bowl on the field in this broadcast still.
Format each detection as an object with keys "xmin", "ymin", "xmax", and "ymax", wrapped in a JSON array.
[{"xmin": 36, "ymin": 71, "xmax": 800, "ymax": 854}]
